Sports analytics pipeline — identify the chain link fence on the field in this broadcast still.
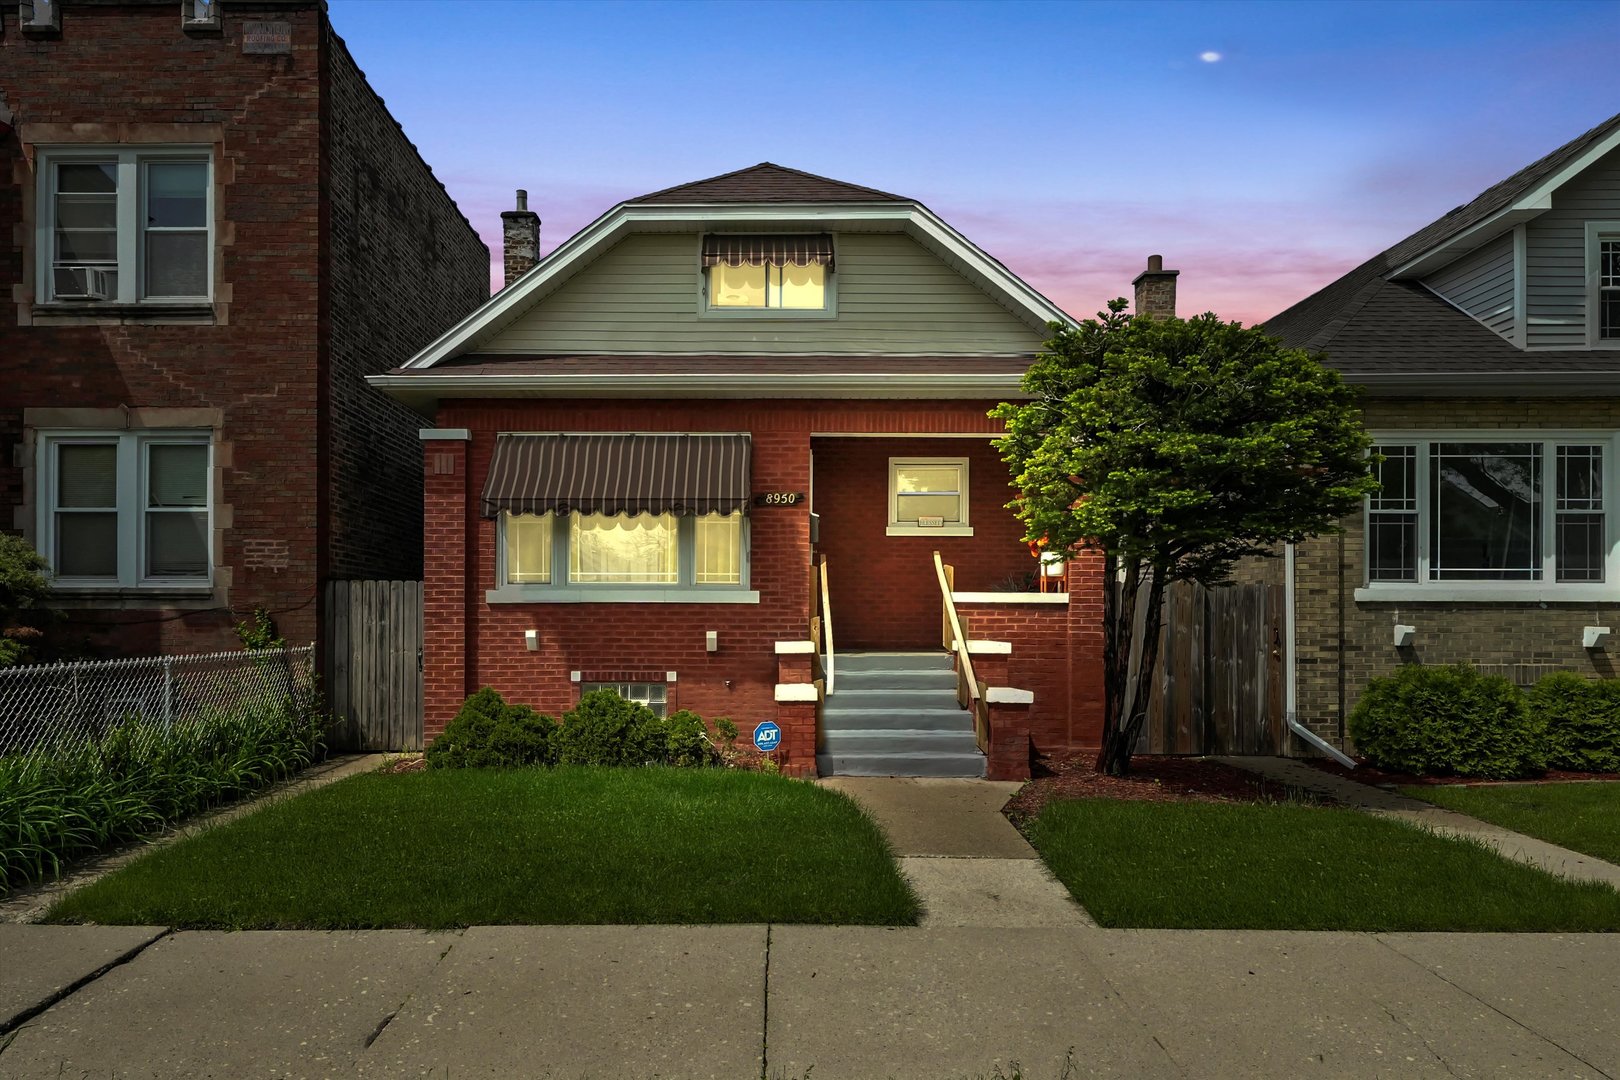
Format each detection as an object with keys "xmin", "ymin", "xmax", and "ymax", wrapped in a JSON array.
[{"xmin": 0, "ymin": 646, "xmax": 315, "ymax": 757}]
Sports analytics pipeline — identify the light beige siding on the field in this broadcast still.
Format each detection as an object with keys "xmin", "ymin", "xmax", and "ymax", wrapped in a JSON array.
[
  {"xmin": 480, "ymin": 232, "xmax": 1048, "ymax": 356},
  {"xmin": 1424, "ymin": 234, "xmax": 1515, "ymax": 339},
  {"xmin": 1527, "ymin": 145, "xmax": 1620, "ymax": 348}
]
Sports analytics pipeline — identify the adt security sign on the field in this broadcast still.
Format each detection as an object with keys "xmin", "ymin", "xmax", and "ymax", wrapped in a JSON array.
[{"xmin": 753, "ymin": 720, "xmax": 782, "ymax": 753}]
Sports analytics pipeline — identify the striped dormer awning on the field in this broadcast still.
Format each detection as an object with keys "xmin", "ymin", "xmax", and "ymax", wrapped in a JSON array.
[
  {"xmin": 479, "ymin": 434, "xmax": 752, "ymax": 518},
  {"xmin": 701, "ymin": 234, "xmax": 834, "ymax": 268}
]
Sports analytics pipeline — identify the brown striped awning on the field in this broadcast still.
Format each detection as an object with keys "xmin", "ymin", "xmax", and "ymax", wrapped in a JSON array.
[
  {"xmin": 701, "ymin": 234, "xmax": 834, "ymax": 268},
  {"xmin": 479, "ymin": 434, "xmax": 752, "ymax": 518}
]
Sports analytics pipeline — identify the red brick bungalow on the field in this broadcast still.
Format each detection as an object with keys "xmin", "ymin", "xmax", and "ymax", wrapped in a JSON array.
[{"xmin": 373, "ymin": 165, "xmax": 1130, "ymax": 778}]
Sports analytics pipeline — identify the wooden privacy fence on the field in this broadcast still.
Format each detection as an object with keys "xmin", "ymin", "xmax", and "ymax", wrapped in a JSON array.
[
  {"xmin": 1127, "ymin": 581, "xmax": 1285, "ymax": 756},
  {"xmin": 324, "ymin": 580, "xmax": 424, "ymax": 751}
]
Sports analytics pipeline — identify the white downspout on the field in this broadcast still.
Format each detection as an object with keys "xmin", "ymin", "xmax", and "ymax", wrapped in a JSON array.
[{"xmin": 1285, "ymin": 543, "xmax": 1357, "ymax": 768}]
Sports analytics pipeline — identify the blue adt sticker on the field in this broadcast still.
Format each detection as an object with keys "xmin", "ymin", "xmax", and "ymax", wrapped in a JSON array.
[{"xmin": 753, "ymin": 721, "xmax": 781, "ymax": 753}]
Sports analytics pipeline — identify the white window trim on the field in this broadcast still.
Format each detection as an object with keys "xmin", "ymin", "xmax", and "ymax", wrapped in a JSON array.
[
  {"xmin": 489, "ymin": 510, "xmax": 758, "ymax": 604},
  {"xmin": 35, "ymin": 145, "xmax": 214, "ymax": 306},
  {"xmin": 35, "ymin": 429, "xmax": 214, "ymax": 591},
  {"xmin": 695, "ymin": 234, "xmax": 838, "ymax": 320},
  {"xmin": 1585, "ymin": 221, "xmax": 1620, "ymax": 348},
  {"xmin": 887, "ymin": 456, "xmax": 973, "ymax": 537},
  {"xmin": 1354, "ymin": 430, "xmax": 1618, "ymax": 603}
]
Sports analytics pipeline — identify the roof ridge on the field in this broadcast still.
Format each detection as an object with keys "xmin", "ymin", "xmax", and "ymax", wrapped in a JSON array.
[{"xmin": 626, "ymin": 161, "xmax": 910, "ymax": 204}]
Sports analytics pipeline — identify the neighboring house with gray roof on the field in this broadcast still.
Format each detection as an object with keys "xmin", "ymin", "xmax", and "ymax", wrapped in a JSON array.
[{"xmin": 1262, "ymin": 112, "xmax": 1620, "ymax": 751}]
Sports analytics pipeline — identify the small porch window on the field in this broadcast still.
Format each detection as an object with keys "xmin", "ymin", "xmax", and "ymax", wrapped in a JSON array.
[{"xmin": 887, "ymin": 457, "xmax": 972, "ymax": 537}]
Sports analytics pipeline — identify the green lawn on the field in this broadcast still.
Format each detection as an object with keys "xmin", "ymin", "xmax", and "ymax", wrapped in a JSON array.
[
  {"xmin": 1025, "ymin": 799, "xmax": 1620, "ymax": 931},
  {"xmin": 1402, "ymin": 782, "xmax": 1620, "ymax": 865},
  {"xmin": 48, "ymin": 767, "xmax": 919, "ymax": 929}
]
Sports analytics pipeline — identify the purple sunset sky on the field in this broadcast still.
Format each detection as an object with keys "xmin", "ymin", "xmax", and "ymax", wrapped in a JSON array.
[{"xmin": 329, "ymin": 0, "xmax": 1620, "ymax": 326}]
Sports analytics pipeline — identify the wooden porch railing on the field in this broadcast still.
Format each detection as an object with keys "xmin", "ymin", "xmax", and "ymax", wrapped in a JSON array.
[
  {"xmin": 933, "ymin": 551, "xmax": 988, "ymax": 752},
  {"xmin": 818, "ymin": 555, "xmax": 835, "ymax": 695}
]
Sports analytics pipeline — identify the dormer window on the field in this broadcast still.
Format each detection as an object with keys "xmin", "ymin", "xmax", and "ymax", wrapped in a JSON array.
[{"xmin": 702, "ymin": 234, "xmax": 832, "ymax": 312}]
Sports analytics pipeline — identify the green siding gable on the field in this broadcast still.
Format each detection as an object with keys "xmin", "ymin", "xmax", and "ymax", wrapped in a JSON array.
[{"xmin": 479, "ymin": 232, "xmax": 1049, "ymax": 356}]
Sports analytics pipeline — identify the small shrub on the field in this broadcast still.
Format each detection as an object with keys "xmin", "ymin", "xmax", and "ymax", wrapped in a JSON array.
[
  {"xmin": 425, "ymin": 688, "xmax": 555, "ymax": 769},
  {"xmin": 1348, "ymin": 664, "xmax": 1546, "ymax": 779},
  {"xmin": 554, "ymin": 689, "xmax": 659, "ymax": 766},
  {"xmin": 0, "ymin": 532, "xmax": 54, "ymax": 667},
  {"xmin": 1527, "ymin": 672, "xmax": 1620, "ymax": 773},
  {"xmin": 665, "ymin": 710, "xmax": 714, "ymax": 767}
]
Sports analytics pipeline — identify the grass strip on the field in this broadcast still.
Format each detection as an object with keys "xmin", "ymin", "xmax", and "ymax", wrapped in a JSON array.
[
  {"xmin": 1402, "ymin": 781, "xmax": 1620, "ymax": 865},
  {"xmin": 48, "ymin": 767, "xmax": 920, "ymax": 929},
  {"xmin": 1026, "ymin": 799, "xmax": 1620, "ymax": 931}
]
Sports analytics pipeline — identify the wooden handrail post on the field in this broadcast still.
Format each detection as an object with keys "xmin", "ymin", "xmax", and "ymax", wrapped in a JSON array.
[
  {"xmin": 934, "ymin": 550, "xmax": 988, "ymax": 751},
  {"xmin": 819, "ymin": 556, "xmax": 835, "ymax": 695}
]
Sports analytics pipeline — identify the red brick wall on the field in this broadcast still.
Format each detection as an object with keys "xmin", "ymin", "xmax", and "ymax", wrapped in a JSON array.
[
  {"xmin": 422, "ymin": 399, "xmax": 1106, "ymax": 765},
  {"xmin": 321, "ymin": 28, "xmax": 488, "ymax": 582},
  {"xmin": 956, "ymin": 550, "xmax": 1106, "ymax": 756},
  {"xmin": 0, "ymin": 4, "xmax": 486, "ymax": 659},
  {"xmin": 0, "ymin": 4, "xmax": 326, "ymax": 655},
  {"xmin": 812, "ymin": 437, "xmax": 1032, "ymax": 649}
]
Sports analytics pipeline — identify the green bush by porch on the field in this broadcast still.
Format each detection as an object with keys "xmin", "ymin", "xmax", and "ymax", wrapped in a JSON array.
[
  {"xmin": 46, "ymin": 767, "xmax": 920, "ymax": 929},
  {"xmin": 1025, "ymin": 799, "xmax": 1620, "ymax": 931}
]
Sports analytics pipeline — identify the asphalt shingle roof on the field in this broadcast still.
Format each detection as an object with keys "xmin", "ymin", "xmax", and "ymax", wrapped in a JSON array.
[
  {"xmin": 1263, "ymin": 112, "xmax": 1620, "ymax": 376},
  {"xmin": 627, "ymin": 162, "xmax": 911, "ymax": 204}
]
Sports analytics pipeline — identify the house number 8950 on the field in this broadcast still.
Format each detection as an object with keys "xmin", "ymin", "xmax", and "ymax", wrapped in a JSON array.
[{"xmin": 754, "ymin": 492, "xmax": 804, "ymax": 507}]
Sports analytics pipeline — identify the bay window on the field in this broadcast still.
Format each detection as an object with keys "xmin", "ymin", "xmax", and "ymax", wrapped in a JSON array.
[{"xmin": 1362, "ymin": 436, "xmax": 1613, "ymax": 597}]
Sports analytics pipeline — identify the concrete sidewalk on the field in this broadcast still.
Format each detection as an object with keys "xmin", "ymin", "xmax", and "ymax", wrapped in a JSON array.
[
  {"xmin": 3, "ymin": 923, "xmax": 1617, "ymax": 1079},
  {"xmin": 1218, "ymin": 756, "xmax": 1620, "ymax": 890},
  {"xmin": 820, "ymin": 777, "xmax": 1093, "ymax": 928}
]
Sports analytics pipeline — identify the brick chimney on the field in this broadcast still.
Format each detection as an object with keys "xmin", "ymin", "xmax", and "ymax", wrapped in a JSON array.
[
  {"xmin": 500, "ymin": 189, "xmax": 541, "ymax": 288},
  {"xmin": 1132, "ymin": 254, "xmax": 1178, "ymax": 319}
]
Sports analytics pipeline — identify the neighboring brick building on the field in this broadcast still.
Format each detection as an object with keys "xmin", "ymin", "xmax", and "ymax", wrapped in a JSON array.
[
  {"xmin": 1, "ymin": 0, "xmax": 489, "ymax": 655},
  {"xmin": 374, "ymin": 164, "xmax": 1108, "ymax": 778},
  {"xmin": 1262, "ymin": 112, "xmax": 1620, "ymax": 752}
]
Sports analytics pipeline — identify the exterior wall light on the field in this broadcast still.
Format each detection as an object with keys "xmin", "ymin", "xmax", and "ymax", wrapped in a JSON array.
[
  {"xmin": 1393, "ymin": 624, "xmax": 1416, "ymax": 647},
  {"xmin": 1583, "ymin": 626, "xmax": 1611, "ymax": 650}
]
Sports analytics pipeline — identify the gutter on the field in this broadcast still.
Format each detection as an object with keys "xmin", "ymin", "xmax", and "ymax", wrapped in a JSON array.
[{"xmin": 1284, "ymin": 543, "xmax": 1357, "ymax": 768}]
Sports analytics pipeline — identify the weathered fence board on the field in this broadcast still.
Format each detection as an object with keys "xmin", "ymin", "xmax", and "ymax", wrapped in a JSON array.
[
  {"xmin": 1130, "ymin": 581, "xmax": 1284, "ymax": 756},
  {"xmin": 323, "ymin": 580, "xmax": 423, "ymax": 751}
]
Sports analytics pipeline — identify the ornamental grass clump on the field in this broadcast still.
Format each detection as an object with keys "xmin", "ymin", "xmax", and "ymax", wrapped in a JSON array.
[
  {"xmin": 1348, "ymin": 664, "xmax": 1546, "ymax": 779},
  {"xmin": 0, "ymin": 693, "xmax": 328, "ymax": 896},
  {"xmin": 1526, "ymin": 672, "xmax": 1620, "ymax": 773}
]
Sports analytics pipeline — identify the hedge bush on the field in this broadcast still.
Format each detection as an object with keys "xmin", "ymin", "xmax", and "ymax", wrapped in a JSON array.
[
  {"xmin": 424, "ymin": 687, "xmax": 556, "ymax": 769},
  {"xmin": 1526, "ymin": 672, "xmax": 1620, "ymax": 773},
  {"xmin": 1348, "ymin": 664, "xmax": 1547, "ymax": 779}
]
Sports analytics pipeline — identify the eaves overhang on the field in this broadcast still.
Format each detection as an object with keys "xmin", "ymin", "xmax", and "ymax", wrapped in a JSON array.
[
  {"xmin": 367, "ymin": 371, "xmax": 1032, "ymax": 416},
  {"xmin": 1344, "ymin": 370, "xmax": 1620, "ymax": 396},
  {"xmin": 397, "ymin": 200, "xmax": 1074, "ymax": 371}
]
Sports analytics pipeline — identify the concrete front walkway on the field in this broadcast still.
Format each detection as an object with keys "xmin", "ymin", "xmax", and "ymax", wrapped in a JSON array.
[
  {"xmin": 1218, "ymin": 756, "xmax": 1620, "ymax": 890},
  {"xmin": 820, "ymin": 777, "xmax": 1093, "ymax": 928},
  {"xmin": 3, "ymin": 923, "xmax": 1617, "ymax": 1079}
]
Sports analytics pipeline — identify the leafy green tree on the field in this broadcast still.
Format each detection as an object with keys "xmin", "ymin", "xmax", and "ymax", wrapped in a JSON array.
[
  {"xmin": 993, "ymin": 300, "xmax": 1377, "ymax": 775},
  {"xmin": 0, "ymin": 532, "xmax": 54, "ymax": 667}
]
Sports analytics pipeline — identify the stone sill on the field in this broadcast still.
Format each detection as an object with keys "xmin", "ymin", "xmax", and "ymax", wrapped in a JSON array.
[
  {"xmin": 31, "ymin": 303, "xmax": 216, "ymax": 327},
  {"xmin": 486, "ymin": 587, "xmax": 761, "ymax": 605}
]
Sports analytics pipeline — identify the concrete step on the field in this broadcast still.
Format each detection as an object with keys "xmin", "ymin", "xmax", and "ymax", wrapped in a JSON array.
[
  {"xmin": 823, "ymin": 687, "xmax": 961, "ymax": 712},
  {"xmin": 821, "ymin": 728, "xmax": 980, "ymax": 755},
  {"xmin": 835, "ymin": 651, "xmax": 954, "ymax": 673},
  {"xmin": 821, "ymin": 706, "xmax": 972, "ymax": 732},
  {"xmin": 834, "ymin": 668, "xmax": 958, "ymax": 692},
  {"xmin": 815, "ymin": 750, "xmax": 987, "ymax": 778}
]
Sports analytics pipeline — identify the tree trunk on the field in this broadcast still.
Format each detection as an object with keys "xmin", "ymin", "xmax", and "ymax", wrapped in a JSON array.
[
  {"xmin": 1095, "ymin": 559, "xmax": 1138, "ymax": 775},
  {"xmin": 1098, "ymin": 564, "xmax": 1166, "ymax": 777}
]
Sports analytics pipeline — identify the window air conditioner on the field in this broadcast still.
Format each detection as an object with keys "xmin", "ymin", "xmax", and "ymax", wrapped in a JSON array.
[
  {"xmin": 21, "ymin": 0, "xmax": 60, "ymax": 31},
  {"xmin": 54, "ymin": 266, "xmax": 116, "ymax": 301}
]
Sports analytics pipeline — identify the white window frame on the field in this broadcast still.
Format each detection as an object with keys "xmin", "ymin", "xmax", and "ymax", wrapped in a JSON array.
[
  {"xmin": 1588, "ymin": 222, "xmax": 1620, "ymax": 347},
  {"xmin": 490, "ymin": 510, "xmax": 757, "ymax": 604},
  {"xmin": 35, "ymin": 430, "xmax": 214, "ymax": 591},
  {"xmin": 35, "ymin": 146, "xmax": 214, "ymax": 305},
  {"xmin": 697, "ymin": 234, "xmax": 837, "ymax": 320},
  {"xmin": 1355, "ymin": 431, "xmax": 1618, "ymax": 602},
  {"xmin": 887, "ymin": 457, "xmax": 973, "ymax": 537}
]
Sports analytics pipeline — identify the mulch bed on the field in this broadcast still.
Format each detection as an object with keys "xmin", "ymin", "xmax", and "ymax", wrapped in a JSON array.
[
  {"xmin": 1003, "ymin": 755, "xmax": 1307, "ymax": 826},
  {"xmin": 1304, "ymin": 757, "xmax": 1620, "ymax": 789}
]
